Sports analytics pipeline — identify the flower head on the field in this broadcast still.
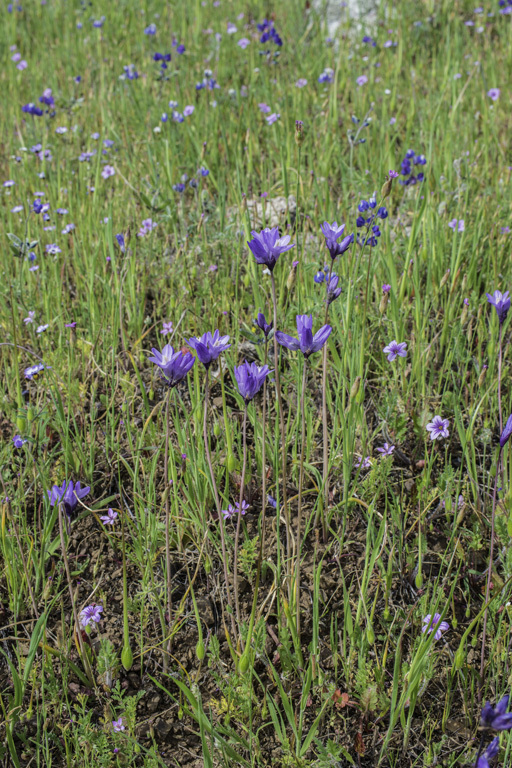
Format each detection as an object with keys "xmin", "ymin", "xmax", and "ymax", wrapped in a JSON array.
[
  {"xmin": 448, "ymin": 218, "xmax": 465, "ymax": 233},
  {"xmin": 383, "ymin": 340, "xmax": 407, "ymax": 361},
  {"xmin": 426, "ymin": 415, "xmax": 450, "ymax": 441},
  {"xmin": 326, "ymin": 273, "xmax": 342, "ymax": 305},
  {"xmin": 187, "ymin": 330, "xmax": 231, "ymax": 367},
  {"xmin": 500, "ymin": 414, "xmax": 512, "ymax": 448},
  {"xmin": 80, "ymin": 604, "xmax": 103, "ymax": 627},
  {"xmin": 487, "ymin": 88, "xmax": 500, "ymax": 101},
  {"xmin": 148, "ymin": 344, "xmax": 195, "ymax": 386},
  {"xmin": 486, "ymin": 290, "xmax": 510, "ymax": 325},
  {"xmin": 476, "ymin": 737, "xmax": 499, "ymax": 768},
  {"xmin": 222, "ymin": 500, "xmax": 249, "ymax": 520},
  {"xmin": 481, "ymin": 697, "xmax": 512, "ymax": 731},
  {"xmin": 376, "ymin": 443, "xmax": 395, "ymax": 456},
  {"xmin": 160, "ymin": 321, "xmax": 174, "ymax": 336},
  {"xmin": 422, "ymin": 613, "xmax": 449, "ymax": 640},
  {"xmin": 247, "ymin": 227, "xmax": 294, "ymax": 271},
  {"xmin": 320, "ymin": 221, "xmax": 354, "ymax": 260},
  {"xmin": 276, "ymin": 315, "xmax": 332, "ymax": 358},
  {"xmin": 47, "ymin": 480, "xmax": 90, "ymax": 519},
  {"xmin": 13, "ymin": 435, "xmax": 27, "ymax": 449},
  {"xmin": 112, "ymin": 717, "xmax": 125, "ymax": 733},
  {"xmin": 255, "ymin": 312, "xmax": 273, "ymax": 338},
  {"xmin": 234, "ymin": 361, "xmax": 271, "ymax": 401},
  {"xmin": 101, "ymin": 165, "xmax": 115, "ymax": 179},
  {"xmin": 100, "ymin": 508, "xmax": 118, "ymax": 526}
]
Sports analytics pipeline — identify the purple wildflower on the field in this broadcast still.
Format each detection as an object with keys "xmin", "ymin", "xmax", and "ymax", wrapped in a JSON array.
[
  {"xmin": 187, "ymin": 330, "xmax": 231, "ymax": 367},
  {"xmin": 222, "ymin": 500, "xmax": 249, "ymax": 520},
  {"xmin": 486, "ymin": 290, "xmax": 510, "ymax": 325},
  {"xmin": 376, "ymin": 443, "xmax": 395, "ymax": 456},
  {"xmin": 276, "ymin": 314, "xmax": 332, "ymax": 358},
  {"xmin": 100, "ymin": 508, "xmax": 118, "ymax": 525},
  {"xmin": 13, "ymin": 435, "xmax": 27, "ymax": 449},
  {"xmin": 247, "ymin": 227, "xmax": 294, "ymax": 271},
  {"xmin": 160, "ymin": 321, "xmax": 174, "ymax": 336},
  {"xmin": 476, "ymin": 737, "xmax": 499, "ymax": 768},
  {"xmin": 487, "ymin": 88, "xmax": 500, "ymax": 101},
  {"xmin": 481, "ymin": 696, "xmax": 512, "ymax": 731},
  {"xmin": 500, "ymin": 414, "xmax": 512, "ymax": 448},
  {"xmin": 47, "ymin": 480, "xmax": 90, "ymax": 518},
  {"xmin": 255, "ymin": 312, "xmax": 273, "ymax": 338},
  {"xmin": 112, "ymin": 718, "xmax": 125, "ymax": 733},
  {"xmin": 383, "ymin": 340, "xmax": 407, "ymax": 361},
  {"xmin": 422, "ymin": 613, "xmax": 449, "ymax": 640},
  {"xmin": 148, "ymin": 344, "xmax": 195, "ymax": 386},
  {"xmin": 234, "ymin": 361, "xmax": 271, "ymax": 401},
  {"xmin": 426, "ymin": 416, "xmax": 450, "ymax": 441},
  {"xmin": 448, "ymin": 218, "xmax": 465, "ymax": 233},
  {"xmin": 320, "ymin": 221, "xmax": 354, "ymax": 259},
  {"xmin": 80, "ymin": 604, "xmax": 103, "ymax": 627}
]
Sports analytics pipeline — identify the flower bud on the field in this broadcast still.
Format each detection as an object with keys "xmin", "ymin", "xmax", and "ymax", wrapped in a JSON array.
[
  {"xmin": 295, "ymin": 120, "xmax": 305, "ymax": 146},
  {"xmin": 379, "ymin": 292, "xmax": 389, "ymax": 315},
  {"xmin": 227, "ymin": 452, "xmax": 237, "ymax": 472},
  {"xmin": 213, "ymin": 422, "xmax": 221, "ymax": 437},
  {"xmin": 453, "ymin": 646, "xmax": 465, "ymax": 670},
  {"xmin": 196, "ymin": 640, "xmax": 205, "ymax": 660},
  {"xmin": 239, "ymin": 653, "xmax": 250, "ymax": 674},
  {"xmin": 286, "ymin": 260, "xmax": 298, "ymax": 293},
  {"xmin": 440, "ymin": 270, "xmax": 450, "ymax": 289},
  {"xmin": 366, "ymin": 624, "xmax": 375, "ymax": 645},
  {"xmin": 122, "ymin": 644, "xmax": 133, "ymax": 671},
  {"xmin": 350, "ymin": 376, "xmax": 361, "ymax": 400}
]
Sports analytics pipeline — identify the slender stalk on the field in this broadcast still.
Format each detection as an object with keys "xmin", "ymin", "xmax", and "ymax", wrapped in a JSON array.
[
  {"xmin": 233, "ymin": 403, "xmax": 248, "ymax": 629},
  {"xmin": 473, "ymin": 734, "xmax": 486, "ymax": 768},
  {"xmin": 9, "ymin": 285, "xmax": 25, "ymax": 433},
  {"xmin": 203, "ymin": 368, "xmax": 236, "ymax": 638},
  {"xmin": 163, "ymin": 389, "xmax": 172, "ymax": 672},
  {"xmin": 260, "ymin": 339, "xmax": 268, "ymax": 562},
  {"xmin": 295, "ymin": 360, "xmax": 308, "ymax": 634},
  {"xmin": 480, "ymin": 446, "xmax": 502, "ymax": 686},
  {"xmin": 271, "ymin": 273, "xmax": 291, "ymax": 571},
  {"xmin": 58, "ymin": 504, "xmax": 95, "ymax": 687},
  {"xmin": 319, "ymin": 259, "xmax": 334, "ymax": 539},
  {"xmin": 498, "ymin": 324, "xmax": 503, "ymax": 434},
  {"xmin": 121, "ymin": 509, "xmax": 133, "ymax": 671}
]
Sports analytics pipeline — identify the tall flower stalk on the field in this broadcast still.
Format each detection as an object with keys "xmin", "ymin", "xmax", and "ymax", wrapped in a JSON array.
[
  {"xmin": 276, "ymin": 315, "xmax": 332, "ymax": 633},
  {"xmin": 148, "ymin": 342, "xmax": 195, "ymax": 668},
  {"xmin": 232, "ymin": 362, "xmax": 271, "ymax": 634},
  {"xmin": 247, "ymin": 229, "xmax": 295, "ymax": 574},
  {"xmin": 186, "ymin": 330, "xmax": 235, "ymax": 637},
  {"xmin": 480, "ymin": 415, "xmax": 512, "ymax": 683},
  {"xmin": 318, "ymin": 223, "xmax": 353, "ymax": 536}
]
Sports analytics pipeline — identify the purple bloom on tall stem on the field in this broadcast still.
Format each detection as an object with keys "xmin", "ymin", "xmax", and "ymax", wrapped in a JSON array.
[
  {"xmin": 422, "ymin": 613, "xmax": 449, "ymax": 640},
  {"xmin": 326, "ymin": 273, "xmax": 342, "ymax": 304},
  {"xmin": 234, "ymin": 361, "xmax": 271, "ymax": 401},
  {"xmin": 47, "ymin": 480, "xmax": 90, "ymax": 518},
  {"xmin": 486, "ymin": 290, "xmax": 510, "ymax": 325},
  {"xmin": 426, "ymin": 416, "xmax": 450, "ymax": 441},
  {"xmin": 481, "ymin": 696, "xmax": 512, "ymax": 731},
  {"xmin": 476, "ymin": 737, "xmax": 499, "ymax": 768},
  {"xmin": 276, "ymin": 314, "xmax": 332, "ymax": 358},
  {"xmin": 187, "ymin": 330, "xmax": 231, "ymax": 367},
  {"xmin": 383, "ymin": 340, "xmax": 407, "ymax": 361},
  {"xmin": 500, "ymin": 414, "xmax": 512, "ymax": 448},
  {"xmin": 255, "ymin": 312, "xmax": 273, "ymax": 337},
  {"xmin": 320, "ymin": 221, "xmax": 354, "ymax": 260},
  {"xmin": 247, "ymin": 227, "xmax": 294, "ymax": 271},
  {"xmin": 148, "ymin": 344, "xmax": 195, "ymax": 386}
]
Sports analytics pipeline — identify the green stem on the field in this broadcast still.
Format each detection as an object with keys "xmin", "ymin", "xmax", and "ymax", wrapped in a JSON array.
[{"xmin": 295, "ymin": 360, "xmax": 308, "ymax": 635}]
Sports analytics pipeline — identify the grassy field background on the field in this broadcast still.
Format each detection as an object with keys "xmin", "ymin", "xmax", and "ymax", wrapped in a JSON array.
[{"xmin": 1, "ymin": 0, "xmax": 512, "ymax": 766}]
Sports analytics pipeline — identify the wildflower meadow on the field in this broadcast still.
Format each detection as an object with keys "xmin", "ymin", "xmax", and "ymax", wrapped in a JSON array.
[{"xmin": 1, "ymin": 0, "xmax": 512, "ymax": 765}]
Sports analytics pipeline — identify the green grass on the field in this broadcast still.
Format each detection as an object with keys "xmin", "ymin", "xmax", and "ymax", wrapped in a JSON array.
[{"xmin": 1, "ymin": 0, "xmax": 512, "ymax": 765}]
